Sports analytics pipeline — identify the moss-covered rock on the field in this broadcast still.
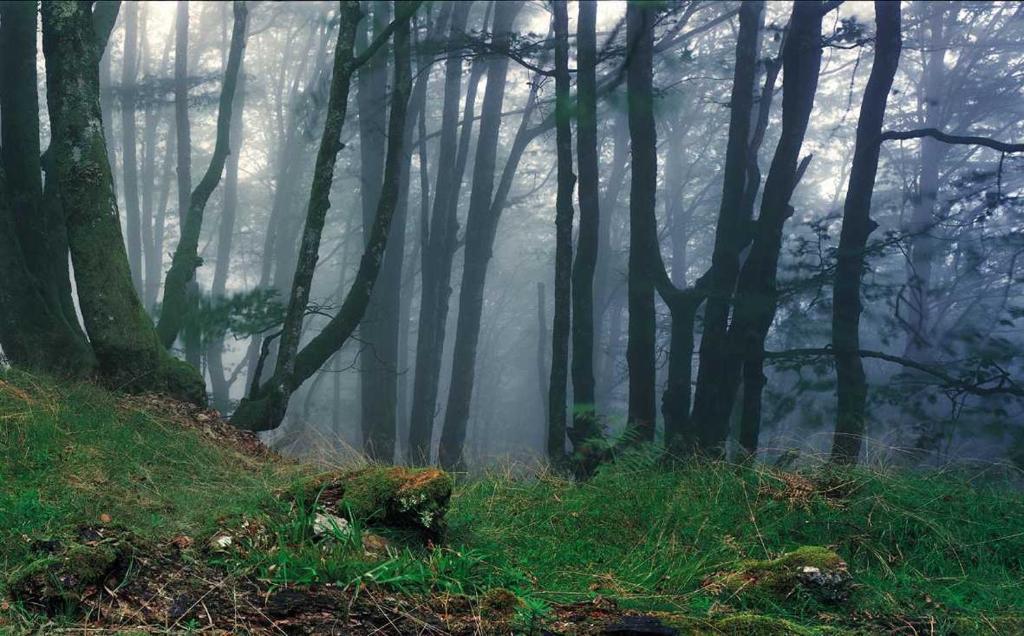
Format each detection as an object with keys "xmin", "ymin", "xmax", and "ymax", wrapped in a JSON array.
[
  {"xmin": 308, "ymin": 466, "xmax": 453, "ymax": 539},
  {"xmin": 706, "ymin": 546, "xmax": 852, "ymax": 604}
]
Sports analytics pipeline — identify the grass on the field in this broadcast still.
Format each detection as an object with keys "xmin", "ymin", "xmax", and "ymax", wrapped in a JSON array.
[{"xmin": 2, "ymin": 370, "xmax": 1023, "ymax": 634}]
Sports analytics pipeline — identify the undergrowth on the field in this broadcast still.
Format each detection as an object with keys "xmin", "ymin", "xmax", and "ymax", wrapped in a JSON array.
[{"xmin": 2, "ymin": 370, "xmax": 1023, "ymax": 634}]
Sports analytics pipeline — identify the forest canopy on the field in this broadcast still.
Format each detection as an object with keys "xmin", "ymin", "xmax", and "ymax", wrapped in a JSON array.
[{"xmin": 1, "ymin": 0, "xmax": 1023, "ymax": 471}]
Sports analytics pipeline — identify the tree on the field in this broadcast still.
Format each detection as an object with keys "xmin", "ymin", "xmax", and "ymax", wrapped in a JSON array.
[
  {"xmin": 547, "ymin": 0, "xmax": 576, "ymax": 465},
  {"xmin": 208, "ymin": 53, "xmax": 248, "ymax": 414},
  {"xmin": 0, "ymin": 0, "xmax": 95, "ymax": 376},
  {"xmin": 40, "ymin": 0, "xmax": 203, "ymax": 401},
  {"xmin": 407, "ymin": 1, "xmax": 472, "ymax": 465},
  {"xmin": 569, "ymin": 0, "xmax": 602, "ymax": 454},
  {"xmin": 723, "ymin": 0, "xmax": 823, "ymax": 456},
  {"xmin": 358, "ymin": 0, "xmax": 396, "ymax": 460},
  {"xmin": 624, "ymin": 0, "xmax": 659, "ymax": 443},
  {"xmin": 831, "ymin": 0, "xmax": 903, "ymax": 463},
  {"xmin": 120, "ymin": 0, "xmax": 143, "ymax": 294},
  {"xmin": 688, "ymin": 0, "xmax": 765, "ymax": 453},
  {"xmin": 437, "ymin": 0, "xmax": 526, "ymax": 469},
  {"xmin": 157, "ymin": 1, "xmax": 249, "ymax": 351},
  {"xmin": 232, "ymin": 0, "xmax": 416, "ymax": 432}
]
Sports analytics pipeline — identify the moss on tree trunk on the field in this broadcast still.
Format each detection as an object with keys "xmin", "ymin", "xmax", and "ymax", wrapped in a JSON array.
[{"xmin": 40, "ymin": 1, "xmax": 203, "ymax": 403}]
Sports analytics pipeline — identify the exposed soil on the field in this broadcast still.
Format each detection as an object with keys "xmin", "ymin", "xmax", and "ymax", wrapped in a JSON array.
[
  {"xmin": 6, "ymin": 525, "xmax": 670, "ymax": 634},
  {"xmin": 117, "ymin": 392, "xmax": 275, "ymax": 460}
]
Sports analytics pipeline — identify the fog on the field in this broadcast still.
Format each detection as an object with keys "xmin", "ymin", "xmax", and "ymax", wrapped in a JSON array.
[{"xmin": 4, "ymin": 0, "xmax": 1023, "ymax": 469}]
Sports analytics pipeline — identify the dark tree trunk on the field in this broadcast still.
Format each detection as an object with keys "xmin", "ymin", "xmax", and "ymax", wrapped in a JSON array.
[
  {"xmin": 40, "ymin": 0, "xmax": 203, "ymax": 401},
  {"xmin": 625, "ymin": 0, "xmax": 658, "ymax": 443},
  {"xmin": 437, "ymin": 1, "xmax": 526, "ymax": 470},
  {"xmin": 725, "ymin": 1, "xmax": 823, "ymax": 457},
  {"xmin": 359, "ymin": 1, "xmax": 400, "ymax": 461},
  {"xmin": 0, "ymin": 1, "xmax": 94, "ymax": 376},
  {"xmin": 157, "ymin": 2, "xmax": 248, "ymax": 353},
  {"xmin": 831, "ymin": 0, "xmax": 902, "ymax": 464},
  {"xmin": 547, "ymin": 0, "xmax": 576, "ymax": 465},
  {"xmin": 569, "ymin": 0, "xmax": 603, "ymax": 455},
  {"xmin": 688, "ymin": 0, "xmax": 764, "ymax": 454},
  {"xmin": 0, "ymin": 168, "xmax": 94, "ymax": 375},
  {"xmin": 120, "ymin": 0, "xmax": 143, "ymax": 295},
  {"xmin": 233, "ymin": 1, "xmax": 415, "ymax": 433},
  {"xmin": 407, "ymin": 2, "xmax": 471, "ymax": 465}
]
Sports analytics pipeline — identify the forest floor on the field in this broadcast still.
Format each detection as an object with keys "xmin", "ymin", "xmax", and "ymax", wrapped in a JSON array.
[{"xmin": 1, "ymin": 370, "xmax": 1023, "ymax": 635}]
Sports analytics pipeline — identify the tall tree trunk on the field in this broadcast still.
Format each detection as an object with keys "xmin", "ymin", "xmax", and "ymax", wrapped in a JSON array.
[
  {"xmin": 40, "ymin": 0, "xmax": 203, "ymax": 401},
  {"xmin": 233, "ymin": 0, "xmax": 416, "ymax": 433},
  {"xmin": 358, "ymin": 0, "xmax": 396, "ymax": 460},
  {"xmin": 120, "ymin": 0, "xmax": 143, "ymax": 295},
  {"xmin": 437, "ymin": 1, "xmax": 525, "ymax": 470},
  {"xmin": 570, "ymin": 0, "xmax": 602, "ymax": 453},
  {"xmin": 547, "ymin": 0, "xmax": 575, "ymax": 465},
  {"xmin": 903, "ymin": 1, "xmax": 949, "ymax": 362},
  {"xmin": 724, "ymin": 1, "xmax": 823, "ymax": 457},
  {"xmin": 406, "ymin": 1, "xmax": 470, "ymax": 464},
  {"xmin": 157, "ymin": 1, "xmax": 249, "ymax": 350},
  {"xmin": 0, "ymin": 1, "xmax": 94, "ymax": 376},
  {"xmin": 537, "ymin": 281, "xmax": 549, "ymax": 425},
  {"xmin": 831, "ymin": 0, "xmax": 902, "ymax": 464},
  {"xmin": 688, "ymin": 0, "xmax": 764, "ymax": 454},
  {"xmin": 174, "ymin": 0, "xmax": 191, "ymax": 228},
  {"xmin": 594, "ymin": 109, "xmax": 629, "ymax": 410},
  {"xmin": 207, "ymin": 63, "xmax": 247, "ymax": 414},
  {"xmin": 0, "ymin": 168, "xmax": 94, "ymax": 375},
  {"xmin": 625, "ymin": 0, "xmax": 658, "ymax": 443}
]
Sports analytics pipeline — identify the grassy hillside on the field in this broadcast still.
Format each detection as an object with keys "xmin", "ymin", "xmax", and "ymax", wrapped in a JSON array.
[{"xmin": 1, "ymin": 371, "xmax": 1022, "ymax": 634}]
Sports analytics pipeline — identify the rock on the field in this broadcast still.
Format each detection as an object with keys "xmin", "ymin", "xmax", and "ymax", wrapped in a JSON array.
[
  {"xmin": 313, "ymin": 512, "xmax": 350, "ymax": 538},
  {"xmin": 361, "ymin": 532, "xmax": 391, "ymax": 557},
  {"xmin": 208, "ymin": 533, "xmax": 233, "ymax": 551},
  {"xmin": 308, "ymin": 466, "xmax": 453, "ymax": 539},
  {"xmin": 795, "ymin": 564, "xmax": 852, "ymax": 603},
  {"xmin": 704, "ymin": 546, "xmax": 852, "ymax": 604}
]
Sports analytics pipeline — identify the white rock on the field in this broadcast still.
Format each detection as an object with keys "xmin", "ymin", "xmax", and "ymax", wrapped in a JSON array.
[
  {"xmin": 209, "ymin": 533, "xmax": 233, "ymax": 550},
  {"xmin": 313, "ymin": 512, "xmax": 350, "ymax": 538}
]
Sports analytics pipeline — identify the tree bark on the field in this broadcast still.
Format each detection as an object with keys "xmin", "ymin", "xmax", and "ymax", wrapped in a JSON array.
[
  {"xmin": 831, "ymin": 0, "xmax": 902, "ymax": 464},
  {"xmin": 437, "ymin": 1, "xmax": 525, "ymax": 470},
  {"xmin": 407, "ymin": 2, "xmax": 470, "ymax": 465},
  {"xmin": 570, "ymin": 0, "xmax": 603, "ymax": 454},
  {"xmin": 358, "ymin": 0, "xmax": 398, "ymax": 460},
  {"xmin": 725, "ymin": 1, "xmax": 823, "ymax": 457},
  {"xmin": 0, "ymin": 0, "xmax": 95, "ymax": 376},
  {"xmin": 208, "ymin": 60, "xmax": 248, "ymax": 414},
  {"xmin": 688, "ymin": 0, "xmax": 764, "ymax": 454},
  {"xmin": 625, "ymin": 0, "xmax": 658, "ymax": 443},
  {"xmin": 40, "ymin": 0, "xmax": 203, "ymax": 401},
  {"xmin": 157, "ymin": 1, "xmax": 249, "ymax": 350},
  {"xmin": 232, "ymin": 0, "xmax": 415, "ymax": 433},
  {"xmin": 547, "ymin": 0, "xmax": 576, "ymax": 465}
]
